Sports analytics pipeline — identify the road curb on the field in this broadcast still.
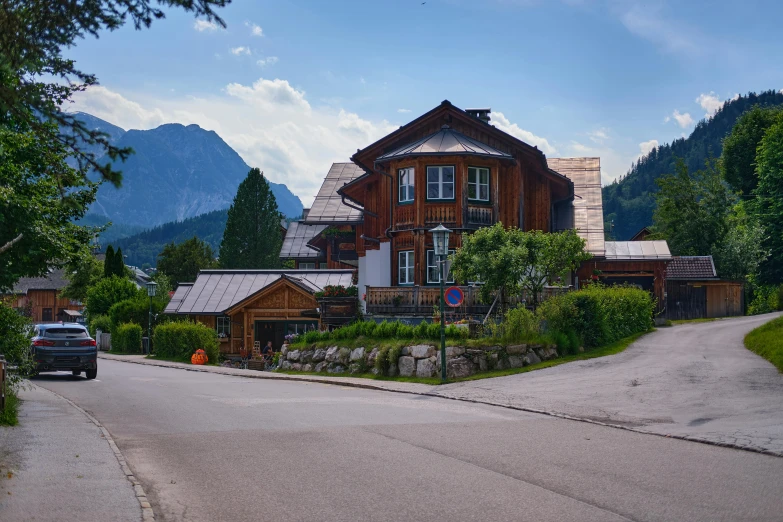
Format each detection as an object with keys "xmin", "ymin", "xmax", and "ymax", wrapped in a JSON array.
[
  {"xmin": 34, "ymin": 383, "xmax": 156, "ymax": 521},
  {"xmin": 99, "ymin": 354, "xmax": 783, "ymax": 459}
]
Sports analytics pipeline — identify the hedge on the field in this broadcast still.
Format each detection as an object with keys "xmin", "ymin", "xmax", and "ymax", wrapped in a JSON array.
[
  {"xmin": 108, "ymin": 298, "xmax": 166, "ymax": 334},
  {"xmin": 538, "ymin": 284, "xmax": 654, "ymax": 350},
  {"xmin": 153, "ymin": 321, "xmax": 219, "ymax": 363},
  {"xmin": 113, "ymin": 323, "xmax": 143, "ymax": 353},
  {"xmin": 296, "ymin": 320, "xmax": 468, "ymax": 345}
]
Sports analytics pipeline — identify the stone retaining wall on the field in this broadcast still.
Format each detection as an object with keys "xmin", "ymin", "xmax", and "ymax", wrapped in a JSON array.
[{"xmin": 279, "ymin": 342, "xmax": 560, "ymax": 379}]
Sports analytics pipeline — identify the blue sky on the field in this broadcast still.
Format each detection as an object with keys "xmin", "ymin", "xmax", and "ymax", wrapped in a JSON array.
[{"xmin": 68, "ymin": 0, "xmax": 783, "ymax": 206}]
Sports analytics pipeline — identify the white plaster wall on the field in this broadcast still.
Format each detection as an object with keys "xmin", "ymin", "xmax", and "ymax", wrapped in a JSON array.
[{"xmin": 358, "ymin": 242, "xmax": 391, "ymax": 312}]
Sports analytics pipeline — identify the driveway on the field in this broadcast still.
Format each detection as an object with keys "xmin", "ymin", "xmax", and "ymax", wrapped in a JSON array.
[{"xmin": 435, "ymin": 312, "xmax": 783, "ymax": 455}]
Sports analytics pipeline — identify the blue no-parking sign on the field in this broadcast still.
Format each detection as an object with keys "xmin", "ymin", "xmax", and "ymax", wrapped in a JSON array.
[{"xmin": 445, "ymin": 286, "xmax": 464, "ymax": 307}]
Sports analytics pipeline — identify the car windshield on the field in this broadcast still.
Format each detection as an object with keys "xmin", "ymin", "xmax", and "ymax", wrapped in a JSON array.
[{"xmin": 43, "ymin": 328, "xmax": 88, "ymax": 338}]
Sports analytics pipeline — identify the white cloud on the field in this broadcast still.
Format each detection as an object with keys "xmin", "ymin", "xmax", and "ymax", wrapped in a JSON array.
[
  {"xmin": 69, "ymin": 81, "xmax": 399, "ymax": 206},
  {"xmin": 245, "ymin": 22, "xmax": 263, "ymax": 37},
  {"xmin": 491, "ymin": 111, "xmax": 557, "ymax": 155},
  {"xmin": 616, "ymin": 3, "xmax": 703, "ymax": 57},
  {"xmin": 587, "ymin": 128, "xmax": 610, "ymax": 144},
  {"xmin": 638, "ymin": 139, "xmax": 659, "ymax": 158},
  {"xmin": 256, "ymin": 56, "xmax": 279, "ymax": 68},
  {"xmin": 194, "ymin": 20, "xmax": 218, "ymax": 32},
  {"xmin": 230, "ymin": 46, "xmax": 251, "ymax": 56},
  {"xmin": 570, "ymin": 141, "xmax": 592, "ymax": 154},
  {"xmin": 671, "ymin": 109, "xmax": 693, "ymax": 128},
  {"xmin": 397, "ymin": 108, "xmax": 411, "ymax": 113},
  {"xmin": 695, "ymin": 92, "xmax": 723, "ymax": 117}
]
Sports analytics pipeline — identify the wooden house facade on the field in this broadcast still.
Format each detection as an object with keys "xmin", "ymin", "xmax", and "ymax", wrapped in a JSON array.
[{"xmin": 4, "ymin": 269, "xmax": 82, "ymax": 324}]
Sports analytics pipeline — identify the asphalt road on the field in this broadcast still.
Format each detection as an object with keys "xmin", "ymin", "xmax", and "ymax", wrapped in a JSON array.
[
  {"xmin": 436, "ymin": 312, "xmax": 783, "ymax": 454},
  {"xmin": 33, "ymin": 359, "xmax": 783, "ymax": 522}
]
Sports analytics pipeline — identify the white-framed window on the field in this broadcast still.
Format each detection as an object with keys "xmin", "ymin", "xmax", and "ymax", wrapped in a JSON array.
[
  {"xmin": 299, "ymin": 262, "xmax": 316, "ymax": 270},
  {"xmin": 398, "ymin": 167, "xmax": 414, "ymax": 203},
  {"xmin": 398, "ymin": 251, "xmax": 414, "ymax": 285},
  {"xmin": 426, "ymin": 166, "xmax": 455, "ymax": 200},
  {"xmin": 319, "ymin": 263, "xmax": 328, "ymax": 269},
  {"xmin": 468, "ymin": 167, "xmax": 490, "ymax": 201},
  {"xmin": 216, "ymin": 316, "xmax": 231, "ymax": 338},
  {"xmin": 426, "ymin": 250, "xmax": 455, "ymax": 284}
]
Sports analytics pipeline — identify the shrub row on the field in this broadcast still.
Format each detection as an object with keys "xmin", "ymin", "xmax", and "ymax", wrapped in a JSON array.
[
  {"xmin": 113, "ymin": 322, "xmax": 143, "ymax": 353},
  {"xmin": 537, "ymin": 284, "xmax": 654, "ymax": 351},
  {"xmin": 747, "ymin": 284, "xmax": 783, "ymax": 315},
  {"xmin": 153, "ymin": 321, "xmax": 219, "ymax": 363},
  {"xmin": 88, "ymin": 314, "xmax": 112, "ymax": 337},
  {"xmin": 108, "ymin": 297, "xmax": 166, "ymax": 334},
  {"xmin": 297, "ymin": 320, "xmax": 468, "ymax": 345}
]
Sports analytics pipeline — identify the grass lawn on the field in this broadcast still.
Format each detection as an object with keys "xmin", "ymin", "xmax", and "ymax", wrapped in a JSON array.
[
  {"xmin": 277, "ymin": 330, "xmax": 651, "ymax": 385},
  {"xmin": 744, "ymin": 316, "xmax": 783, "ymax": 372},
  {"xmin": 670, "ymin": 318, "xmax": 719, "ymax": 326}
]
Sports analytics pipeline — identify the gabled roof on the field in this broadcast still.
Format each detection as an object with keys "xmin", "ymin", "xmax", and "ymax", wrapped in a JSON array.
[
  {"xmin": 548, "ymin": 157, "xmax": 605, "ymax": 257},
  {"xmin": 375, "ymin": 125, "xmax": 514, "ymax": 163},
  {"xmin": 164, "ymin": 283, "xmax": 193, "ymax": 314},
  {"xmin": 280, "ymin": 221, "xmax": 326, "ymax": 259},
  {"xmin": 10, "ymin": 268, "xmax": 70, "ymax": 294},
  {"xmin": 630, "ymin": 227, "xmax": 652, "ymax": 241},
  {"xmin": 164, "ymin": 269, "xmax": 354, "ymax": 315},
  {"xmin": 665, "ymin": 256, "xmax": 717, "ymax": 280},
  {"xmin": 304, "ymin": 163, "xmax": 365, "ymax": 224},
  {"xmin": 604, "ymin": 241, "xmax": 671, "ymax": 260}
]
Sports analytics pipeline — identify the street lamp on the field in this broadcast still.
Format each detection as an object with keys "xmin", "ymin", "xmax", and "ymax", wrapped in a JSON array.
[
  {"xmin": 145, "ymin": 281, "xmax": 157, "ymax": 355},
  {"xmin": 429, "ymin": 224, "xmax": 451, "ymax": 383}
]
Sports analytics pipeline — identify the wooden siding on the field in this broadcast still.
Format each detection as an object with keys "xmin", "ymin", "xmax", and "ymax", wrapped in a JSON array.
[
  {"xmin": 577, "ymin": 259, "xmax": 668, "ymax": 314},
  {"xmin": 7, "ymin": 290, "xmax": 78, "ymax": 323},
  {"xmin": 666, "ymin": 280, "xmax": 744, "ymax": 320}
]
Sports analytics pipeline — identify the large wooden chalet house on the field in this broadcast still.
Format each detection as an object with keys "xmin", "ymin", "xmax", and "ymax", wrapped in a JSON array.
[{"xmin": 281, "ymin": 101, "xmax": 605, "ymax": 316}]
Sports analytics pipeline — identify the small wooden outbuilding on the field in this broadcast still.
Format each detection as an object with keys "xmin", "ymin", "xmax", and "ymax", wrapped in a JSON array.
[{"xmin": 664, "ymin": 256, "xmax": 743, "ymax": 320}]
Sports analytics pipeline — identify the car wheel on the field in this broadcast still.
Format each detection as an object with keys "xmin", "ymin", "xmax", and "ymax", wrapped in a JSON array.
[
  {"xmin": 72, "ymin": 370, "xmax": 82, "ymax": 376},
  {"xmin": 85, "ymin": 368, "xmax": 97, "ymax": 380}
]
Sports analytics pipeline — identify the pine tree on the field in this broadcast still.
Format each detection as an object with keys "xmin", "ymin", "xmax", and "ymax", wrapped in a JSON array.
[
  {"xmin": 114, "ymin": 247, "xmax": 126, "ymax": 277},
  {"xmin": 103, "ymin": 245, "xmax": 115, "ymax": 278},
  {"xmin": 219, "ymin": 169, "xmax": 283, "ymax": 269}
]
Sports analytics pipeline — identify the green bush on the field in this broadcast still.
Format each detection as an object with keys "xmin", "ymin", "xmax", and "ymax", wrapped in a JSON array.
[
  {"xmin": 85, "ymin": 276, "xmax": 139, "ymax": 318},
  {"xmin": 88, "ymin": 314, "xmax": 112, "ymax": 336},
  {"xmin": 748, "ymin": 285, "xmax": 781, "ymax": 315},
  {"xmin": 538, "ymin": 284, "xmax": 653, "ymax": 349},
  {"xmin": 375, "ymin": 345, "xmax": 391, "ymax": 375},
  {"xmin": 502, "ymin": 306, "xmax": 539, "ymax": 342},
  {"xmin": 113, "ymin": 322, "xmax": 143, "ymax": 354},
  {"xmin": 108, "ymin": 297, "xmax": 167, "ymax": 335},
  {"xmin": 153, "ymin": 321, "xmax": 219, "ymax": 363}
]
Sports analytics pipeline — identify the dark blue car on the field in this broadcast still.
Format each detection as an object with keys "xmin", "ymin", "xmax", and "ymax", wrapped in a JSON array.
[{"xmin": 31, "ymin": 323, "xmax": 98, "ymax": 379}]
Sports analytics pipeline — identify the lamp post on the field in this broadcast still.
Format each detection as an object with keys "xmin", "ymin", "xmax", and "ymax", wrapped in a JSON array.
[
  {"xmin": 145, "ymin": 281, "xmax": 157, "ymax": 355},
  {"xmin": 429, "ymin": 224, "xmax": 451, "ymax": 383}
]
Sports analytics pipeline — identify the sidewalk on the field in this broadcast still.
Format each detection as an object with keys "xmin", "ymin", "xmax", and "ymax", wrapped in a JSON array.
[{"xmin": 0, "ymin": 385, "xmax": 143, "ymax": 522}]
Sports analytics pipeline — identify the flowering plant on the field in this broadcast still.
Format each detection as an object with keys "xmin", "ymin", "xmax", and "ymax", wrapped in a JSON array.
[
  {"xmin": 284, "ymin": 333, "xmax": 299, "ymax": 344},
  {"xmin": 314, "ymin": 285, "xmax": 358, "ymax": 299}
]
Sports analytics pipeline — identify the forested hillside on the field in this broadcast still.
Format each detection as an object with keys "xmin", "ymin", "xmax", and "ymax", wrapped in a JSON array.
[
  {"xmin": 603, "ymin": 90, "xmax": 783, "ymax": 240},
  {"xmin": 112, "ymin": 209, "xmax": 228, "ymax": 267}
]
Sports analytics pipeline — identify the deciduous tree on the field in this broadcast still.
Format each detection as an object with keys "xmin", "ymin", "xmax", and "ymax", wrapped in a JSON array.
[
  {"xmin": 158, "ymin": 237, "xmax": 217, "ymax": 285},
  {"xmin": 722, "ymin": 106, "xmax": 783, "ymax": 194},
  {"xmin": 754, "ymin": 119, "xmax": 783, "ymax": 284}
]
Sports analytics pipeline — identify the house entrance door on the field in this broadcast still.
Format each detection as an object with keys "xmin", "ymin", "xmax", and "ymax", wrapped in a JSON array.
[{"xmin": 254, "ymin": 321, "xmax": 286, "ymax": 351}]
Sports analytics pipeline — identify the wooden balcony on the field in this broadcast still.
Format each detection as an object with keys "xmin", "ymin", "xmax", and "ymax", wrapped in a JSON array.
[
  {"xmin": 466, "ymin": 205, "xmax": 494, "ymax": 227},
  {"xmin": 394, "ymin": 205, "xmax": 415, "ymax": 230},
  {"xmin": 424, "ymin": 204, "xmax": 457, "ymax": 226},
  {"xmin": 365, "ymin": 285, "xmax": 490, "ymax": 316}
]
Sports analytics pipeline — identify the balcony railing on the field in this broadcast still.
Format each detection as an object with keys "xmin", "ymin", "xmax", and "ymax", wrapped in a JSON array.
[
  {"xmin": 466, "ymin": 205, "xmax": 494, "ymax": 226},
  {"xmin": 365, "ymin": 285, "xmax": 490, "ymax": 316},
  {"xmin": 424, "ymin": 204, "xmax": 457, "ymax": 225},
  {"xmin": 394, "ymin": 205, "xmax": 415, "ymax": 229}
]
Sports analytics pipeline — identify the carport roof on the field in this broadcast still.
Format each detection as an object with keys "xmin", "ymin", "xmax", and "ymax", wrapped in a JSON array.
[
  {"xmin": 604, "ymin": 241, "xmax": 671, "ymax": 260},
  {"xmin": 164, "ymin": 270, "xmax": 354, "ymax": 315}
]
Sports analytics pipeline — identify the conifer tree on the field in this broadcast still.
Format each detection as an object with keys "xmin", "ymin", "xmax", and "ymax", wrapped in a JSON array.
[
  {"xmin": 114, "ymin": 247, "xmax": 126, "ymax": 277},
  {"xmin": 103, "ymin": 246, "xmax": 116, "ymax": 278},
  {"xmin": 219, "ymin": 169, "xmax": 283, "ymax": 269}
]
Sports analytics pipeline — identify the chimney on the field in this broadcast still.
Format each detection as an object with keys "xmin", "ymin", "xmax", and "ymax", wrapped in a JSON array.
[
  {"xmin": 465, "ymin": 108, "xmax": 491, "ymax": 123},
  {"xmin": 301, "ymin": 208, "xmax": 310, "ymax": 220}
]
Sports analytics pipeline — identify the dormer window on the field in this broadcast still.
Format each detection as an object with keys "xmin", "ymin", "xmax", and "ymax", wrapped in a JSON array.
[
  {"xmin": 468, "ymin": 167, "xmax": 490, "ymax": 202},
  {"xmin": 398, "ymin": 167, "xmax": 414, "ymax": 203},
  {"xmin": 427, "ymin": 166, "xmax": 455, "ymax": 200}
]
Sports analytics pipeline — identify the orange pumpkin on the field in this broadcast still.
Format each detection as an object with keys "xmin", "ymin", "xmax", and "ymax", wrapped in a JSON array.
[{"xmin": 191, "ymin": 349, "xmax": 208, "ymax": 365}]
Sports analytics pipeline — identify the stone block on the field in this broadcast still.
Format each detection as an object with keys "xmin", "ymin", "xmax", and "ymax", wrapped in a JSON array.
[
  {"xmin": 302, "ymin": 364, "xmax": 313, "ymax": 372},
  {"xmin": 398, "ymin": 356, "xmax": 416, "ymax": 376},
  {"xmin": 416, "ymin": 357, "xmax": 435, "ymax": 378},
  {"xmin": 366, "ymin": 348, "xmax": 379, "ymax": 366},
  {"xmin": 445, "ymin": 346, "xmax": 465, "ymax": 357},
  {"xmin": 280, "ymin": 360, "xmax": 292, "ymax": 371},
  {"xmin": 350, "ymin": 347, "xmax": 366, "ymax": 362},
  {"xmin": 524, "ymin": 351, "xmax": 541, "ymax": 366},
  {"xmin": 325, "ymin": 346, "xmax": 340, "ymax": 362},
  {"xmin": 506, "ymin": 344, "xmax": 526, "ymax": 355},
  {"xmin": 327, "ymin": 363, "xmax": 346, "ymax": 374},
  {"xmin": 508, "ymin": 355, "xmax": 524, "ymax": 368},
  {"xmin": 287, "ymin": 350, "xmax": 300, "ymax": 361},
  {"xmin": 338, "ymin": 347, "xmax": 351, "ymax": 364},
  {"xmin": 401, "ymin": 346, "xmax": 411, "ymax": 356},
  {"xmin": 495, "ymin": 357, "xmax": 508, "ymax": 371},
  {"xmin": 349, "ymin": 363, "xmax": 363, "ymax": 374},
  {"xmin": 446, "ymin": 357, "xmax": 474, "ymax": 379},
  {"xmin": 300, "ymin": 351, "xmax": 313, "ymax": 363},
  {"xmin": 312, "ymin": 349, "xmax": 327, "ymax": 362},
  {"xmin": 478, "ymin": 355, "xmax": 488, "ymax": 372},
  {"xmin": 411, "ymin": 345, "xmax": 436, "ymax": 359},
  {"xmin": 314, "ymin": 361, "xmax": 328, "ymax": 372},
  {"xmin": 291, "ymin": 363, "xmax": 302, "ymax": 371},
  {"xmin": 281, "ymin": 345, "xmax": 289, "ymax": 357}
]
